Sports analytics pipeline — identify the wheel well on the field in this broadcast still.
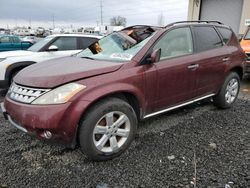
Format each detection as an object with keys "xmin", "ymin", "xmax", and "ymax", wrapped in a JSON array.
[
  {"xmin": 8, "ymin": 66, "xmax": 26, "ymax": 84},
  {"xmin": 5, "ymin": 61, "xmax": 36, "ymax": 84},
  {"xmin": 84, "ymin": 92, "xmax": 141, "ymax": 121},
  {"xmin": 230, "ymin": 66, "xmax": 243, "ymax": 80}
]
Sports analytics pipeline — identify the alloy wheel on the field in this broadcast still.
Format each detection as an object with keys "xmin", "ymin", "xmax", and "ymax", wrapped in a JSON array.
[
  {"xmin": 93, "ymin": 111, "xmax": 131, "ymax": 153},
  {"xmin": 225, "ymin": 78, "xmax": 239, "ymax": 104}
]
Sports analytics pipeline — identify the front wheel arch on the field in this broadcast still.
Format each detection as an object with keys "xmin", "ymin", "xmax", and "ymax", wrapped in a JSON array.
[{"xmin": 5, "ymin": 61, "xmax": 36, "ymax": 85}]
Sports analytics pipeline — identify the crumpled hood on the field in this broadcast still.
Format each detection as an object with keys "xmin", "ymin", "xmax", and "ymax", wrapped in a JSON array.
[
  {"xmin": 14, "ymin": 56, "xmax": 123, "ymax": 88},
  {"xmin": 0, "ymin": 50, "xmax": 35, "ymax": 59}
]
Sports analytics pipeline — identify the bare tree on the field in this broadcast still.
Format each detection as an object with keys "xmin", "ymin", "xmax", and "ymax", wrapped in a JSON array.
[{"xmin": 110, "ymin": 16, "xmax": 127, "ymax": 26}]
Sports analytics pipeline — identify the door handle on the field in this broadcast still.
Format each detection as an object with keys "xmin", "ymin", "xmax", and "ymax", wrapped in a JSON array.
[
  {"xmin": 188, "ymin": 64, "xmax": 199, "ymax": 70},
  {"xmin": 222, "ymin": 57, "xmax": 230, "ymax": 62}
]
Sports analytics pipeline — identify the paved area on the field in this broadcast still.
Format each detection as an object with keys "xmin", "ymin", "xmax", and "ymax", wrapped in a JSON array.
[{"xmin": 0, "ymin": 79, "xmax": 250, "ymax": 187}]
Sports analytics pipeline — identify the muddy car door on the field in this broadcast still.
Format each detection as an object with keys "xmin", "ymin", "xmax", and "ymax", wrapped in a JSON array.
[{"xmin": 151, "ymin": 27, "xmax": 198, "ymax": 111}]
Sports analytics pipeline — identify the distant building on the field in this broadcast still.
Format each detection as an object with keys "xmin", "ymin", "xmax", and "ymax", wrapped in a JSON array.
[{"xmin": 188, "ymin": 0, "xmax": 250, "ymax": 35}]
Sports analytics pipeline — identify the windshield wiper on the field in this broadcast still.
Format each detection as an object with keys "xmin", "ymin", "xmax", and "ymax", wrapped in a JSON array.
[{"xmin": 81, "ymin": 56, "xmax": 95, "ymax": 60}]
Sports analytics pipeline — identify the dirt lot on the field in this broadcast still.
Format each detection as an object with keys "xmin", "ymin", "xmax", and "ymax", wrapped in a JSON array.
[{"xmin": 0, "ymin": 80, "xmax": 250, "ymax": 188}]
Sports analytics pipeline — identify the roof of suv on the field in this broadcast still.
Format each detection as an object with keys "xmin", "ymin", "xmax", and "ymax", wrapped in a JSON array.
[{"xmin": 122, "ymin": 21, "xmax": 231, "ymax": 33}]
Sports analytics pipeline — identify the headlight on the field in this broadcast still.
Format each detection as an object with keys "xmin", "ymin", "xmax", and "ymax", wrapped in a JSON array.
[
  {"xmin": 32, "ymin": 83, "xmax": 86, "ymax": 105},
  {"xmin": 0, "ymin": 58, "xmax": 6, "ymax": 62}
]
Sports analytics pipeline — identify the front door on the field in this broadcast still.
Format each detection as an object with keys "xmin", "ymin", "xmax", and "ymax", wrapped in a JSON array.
[{"xmin": 151, "ymin": 27, "xmax": 198, "ymax": 112}]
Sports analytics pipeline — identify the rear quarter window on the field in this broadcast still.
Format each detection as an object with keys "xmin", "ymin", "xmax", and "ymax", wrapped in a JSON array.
[
  {"xmin": 193, "ymin": 26, "xmax": 223, "ymax": 52},
  {"xmin": 217, "ymin": 27, "xmax": 232, "ymax": 44}
]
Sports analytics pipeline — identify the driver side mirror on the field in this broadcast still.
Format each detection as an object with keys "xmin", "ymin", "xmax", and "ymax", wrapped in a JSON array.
[
  {"xmin": 47, "ymin": 45, "xmax": 58, "ymax": 51},
  {"xmin": 146, "ymin": 48, "xmax": 161, "ymax": 64}
]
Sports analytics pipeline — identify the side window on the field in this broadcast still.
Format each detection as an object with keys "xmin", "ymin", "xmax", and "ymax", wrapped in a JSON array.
[
  {"xmin": 13, "ymin": 37, "xmax": 21, "ymax": 42},
  {"xmin": 193, "ymin": 26, "xmax": 223, "ymax": 52},
  {"xmin": 217, "ymin": 27, "xmax": 232, "ymax": 44},
  {"xmin": 153, "ymin": 27, "xmax": 193, "ymax": 60},
  {"xmin": 0, "ymin": 36, "xmax": 10, "ymax": 43},
  {"xmin": 80, "ymin": 37, "xmax": 99, "ymax": 49},
  {"xmin": 12, "ymin": 37, "xmax": 21, "ymax": 43},
  {"xmin": 51, "ymin": 37, "xmax": 77, "ymax": 51}
]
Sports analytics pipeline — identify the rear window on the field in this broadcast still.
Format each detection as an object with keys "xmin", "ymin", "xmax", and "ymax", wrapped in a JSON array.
[
  {"xmin": 217, "ymin": 27, "xmax": 232, "ymax": 44},
  {"xmin": 193, "ymin": 26, "xmax": 223, "ymax": 52}
]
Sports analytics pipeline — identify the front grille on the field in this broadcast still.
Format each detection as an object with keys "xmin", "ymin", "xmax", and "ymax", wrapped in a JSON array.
[
  {"xmin": 8, "ymin": 83, "xmax": 50, "ymax": 104},
  {"xmin": 246, "ymin": 53, "xmax": 250, "ymax": 62}
]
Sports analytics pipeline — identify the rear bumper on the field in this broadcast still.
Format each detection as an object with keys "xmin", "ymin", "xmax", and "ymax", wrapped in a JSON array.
[{"xmin": 1, "ymin": 97, "xmax": 91, "ymax": 148}]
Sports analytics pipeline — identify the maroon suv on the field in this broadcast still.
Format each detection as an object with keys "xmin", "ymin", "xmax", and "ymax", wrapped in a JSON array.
[{"xmin": 1, "ymin": 21, "xmax": 246, "ymax": 161}]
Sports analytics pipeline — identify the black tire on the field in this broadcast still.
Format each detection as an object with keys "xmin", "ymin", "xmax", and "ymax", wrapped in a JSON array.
[
  {"xmin": 78, "ymin": 97, "xmax": 137, "ymax": 161},
  {"xmin": 213, "ymin": 72, "xmax": 240, "ymax": 109}
]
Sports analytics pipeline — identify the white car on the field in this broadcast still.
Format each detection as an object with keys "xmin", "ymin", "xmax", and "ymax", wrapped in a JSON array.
[{"xmin": 0, "ymin": 34, "xmax": 102, "ymax": 88}]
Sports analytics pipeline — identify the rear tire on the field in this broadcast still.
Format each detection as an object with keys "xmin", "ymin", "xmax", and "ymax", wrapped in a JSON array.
[
  {"xmin": 213, "ymin": 72, "xmax": 240, "ymax": 109},
  {"xmin": 78, "ymin": 97, "xmax": 137, "ymax": 161}
]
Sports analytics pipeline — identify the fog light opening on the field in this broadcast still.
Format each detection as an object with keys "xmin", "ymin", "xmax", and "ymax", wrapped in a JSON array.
[{"xmin": 42, "ymin": 130, "xmax": 52, "ymax": 139}]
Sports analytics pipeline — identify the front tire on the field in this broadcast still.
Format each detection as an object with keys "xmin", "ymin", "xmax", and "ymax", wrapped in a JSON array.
[
  {"xmin": 213, "ymin": 72, "xmax": 240, "ymax": 108},
  {"xmin": 78, "ymin": 98, "xmax": 137, "ymax": 161}
]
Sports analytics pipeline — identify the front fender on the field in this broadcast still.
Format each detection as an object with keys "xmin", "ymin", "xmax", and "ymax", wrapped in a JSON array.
[{"xmin": 5, "ymin": 61, "xmax": 36, "ymax": 82}]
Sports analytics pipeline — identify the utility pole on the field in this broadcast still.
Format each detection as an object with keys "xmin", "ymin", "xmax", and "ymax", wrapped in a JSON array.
[
  {"xmin": 52, "ymin": 14, "xmax": 55, "ymax": 29},
  {"xmin": 29, "ymin": 18, "xmax": 31, "ymax": 28},
  {"xmin": 100, "ymin": 0, "xmax": 103, "ymax": 25}
]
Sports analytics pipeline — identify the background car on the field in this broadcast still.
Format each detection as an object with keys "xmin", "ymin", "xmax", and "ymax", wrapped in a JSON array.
[
  {"xmin": 0, "ymin": 34, "xmax": 33, "ymax": 51},
  {"xmin": 0, "ymin": 34, "xmax": 102, "ymax": 88},
  {"xmin": 20, "ymin": 36, "xmax": 40, "ymax": 44},
  {"xmin": 240, "ymin": 25, "xmax": 250, "ymax": 74}
]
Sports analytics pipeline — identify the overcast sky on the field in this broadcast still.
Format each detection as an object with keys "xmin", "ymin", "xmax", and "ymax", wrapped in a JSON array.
[{"xmin": 0, "ymin": 0, "xmax": 188, "ymax": 29}]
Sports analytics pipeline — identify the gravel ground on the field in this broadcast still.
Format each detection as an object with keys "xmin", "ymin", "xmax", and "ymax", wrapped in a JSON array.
[{"xmin": 0, "ymin": 87, "xmax": 250, "ymax": 187}]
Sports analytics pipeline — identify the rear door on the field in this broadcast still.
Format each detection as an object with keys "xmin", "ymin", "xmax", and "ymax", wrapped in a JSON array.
[
  {"xmin": 151, "ymin": 27, "xmax": 198, "ymax": 111},
  {"xmin": 192, "ymin": 26, "xmax": 229, "ymax": 96}
]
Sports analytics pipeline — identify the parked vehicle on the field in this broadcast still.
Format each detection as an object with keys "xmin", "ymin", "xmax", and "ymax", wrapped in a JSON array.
[
  {"xmin": 1, "ymin": 21, "xmax": 246, "ymax": 161},
  {"xmin": 240, "ymin": 25, "xmax": 250, "ymax": 73},
  {"xmin": 0, "ymin": 34, "xmax": 102, "ymax": 88},
  {"xmin": 0, "ymin": 34, "xmax": 32, "ymax": 52},
  {"xmin": 21, "ymin": 36, "xmax": 40, "ymax": 44}
]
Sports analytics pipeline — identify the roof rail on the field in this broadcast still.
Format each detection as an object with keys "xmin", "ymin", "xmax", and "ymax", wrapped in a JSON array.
[{"xmin": 165, "ymin": 21, "xmax": 224, "ymax": 28}]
